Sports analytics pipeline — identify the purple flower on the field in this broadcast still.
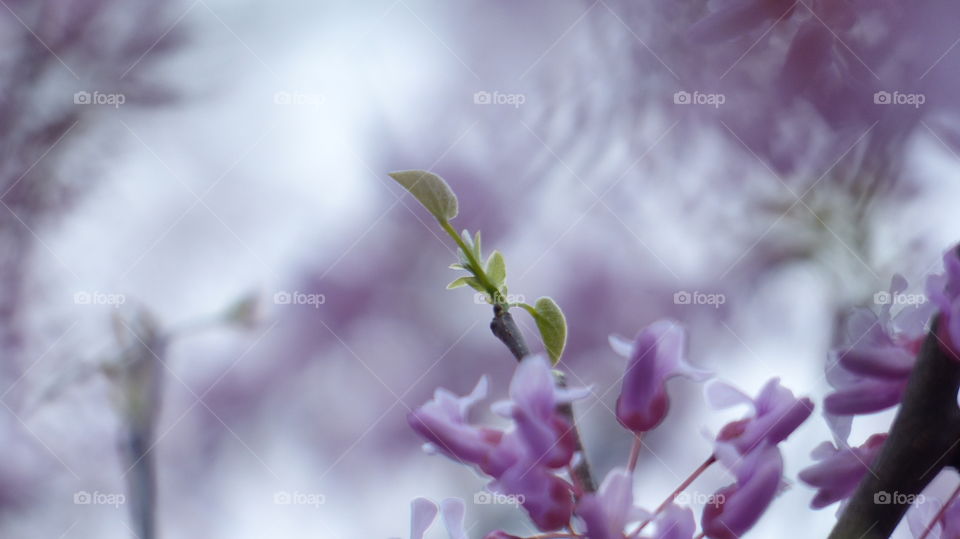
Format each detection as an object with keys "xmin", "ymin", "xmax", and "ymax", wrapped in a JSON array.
[
  {"xmin": 706, "ymin": 378, "xmax": 813, "ymax": 455},
  {"xmin": 409, "ymin": 356, "xmax": 587, "ymax": 532},
  {"xmin": 702, "ymin": 444, "xmax": 783, "ymax": 539},
  {"xmin": 610, "ymin": 320, "xmax": 711, "ymax": 433},
  {"xmin": 825, "ymin": 275, "xmax": 930, "ymax": 422},
  {"xmin": 482, "ymin": 532, "xmax": 521, "ymax": 539},
  {"xmin": 928, "ymin": 246, "xmax": 960, "ymax": 359},
  {"xmin": 492, "ymin": 463, "xmax": 574, "ymax": 531},
  {"xmin": 907, "ymin": 494, "xmax": 960, "ymax": 539},
  {"xmin": 649, "ymin": 504, "xmax": 696, "ymax": 539},
  {"xmin": 576, "ymin": 468, "xmax": 646, "ymax": 539},
  {"xmin": 406, "ymin": 497, "xmax": 466, "ymax": 539},
  {"xmin": 689, "ymin": 0, "xmax": 796, "ymax": 44},
  {"xmin": 407, "ymin": 376, "xmax": 504, "ymax": 469},
  {"xmin": 798, "ymin": 434, "xmax": 887, "ymax": 509},
  {"xmin": 493, "ymin": 355, "xmax": 589, "ymax": 468}
]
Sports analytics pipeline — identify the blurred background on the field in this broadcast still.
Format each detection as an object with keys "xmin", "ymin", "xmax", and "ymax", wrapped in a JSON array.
[{"xmin": 2, "ymin": 0, "xmax": 960, "ymax": 537}]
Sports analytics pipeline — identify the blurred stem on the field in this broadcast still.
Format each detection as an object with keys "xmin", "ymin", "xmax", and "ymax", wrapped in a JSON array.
[
  {"xmin": 630, "ymin": 454, "xmax": 716, "ymax": 537},
  {"xmin": 829, "ymin": 316, "xmax": 960, "ymax": 539},
  {"xmin": 489, "ymin": 304, "xmax": 596, "ymax": 493}
]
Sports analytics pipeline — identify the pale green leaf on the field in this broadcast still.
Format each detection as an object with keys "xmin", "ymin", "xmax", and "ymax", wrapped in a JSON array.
[
  {"xmin": 388, "ymin": 170, "xmax": 458, "ymax": 221},
  {"xmin": 447, "ymin": 276, "xmax": 478, "ymax": 290},
  {"xmin": 485, "ymin": 250, "xmax": 506, "ymax": 289},
  {"xmin": 533, "ymin": 297, "xmax": 567, "ymax": 364}
]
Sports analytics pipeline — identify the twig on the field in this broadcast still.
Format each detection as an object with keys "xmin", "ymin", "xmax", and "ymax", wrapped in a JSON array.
[
  {"xmin": 828, "ymin": 317, "xmax": 960, "ymax": 538},
  {"xmin": 489, "ymin": 304, "xmax": 597, "ymax": 493}
]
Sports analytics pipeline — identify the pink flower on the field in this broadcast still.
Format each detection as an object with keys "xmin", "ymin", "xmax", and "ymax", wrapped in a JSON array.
[
  {"xmin": 706, "ymin": 378, "xmax": 813, "ymax": 455},
  {"xmin": 928, "ymin": 246, "xmax": 960, "ymax": 358},
  {"xmin": 798, "ymin": 434, "xmax": 887, "ymax": 509},
  {"xmin": 702, "ymin": 444, "xmax": 783, "ymax": 539},
  {"xmin": 825, "ymin": 275, "xmax": 930, "ymax": 424},
  {"xmin": 576, "ymin": 468, "xmax": 646, "ymax": 539},
  {"xmin": 610, "ymin": 320, "xmax": 711, "ymax": 433},
  {"xmin": 407, "ymin": 376, "xmax": 504, "ymax": 469},
  {"xmin": 406, "ymin": 497, "xmax": 467, "ymax": 539},
  {"xmin": 493, "ymin": 355, "xmax": 589, "ymax": 468}
]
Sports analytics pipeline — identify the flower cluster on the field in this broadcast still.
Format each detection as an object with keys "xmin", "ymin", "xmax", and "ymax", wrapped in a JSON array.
[
  {"xmin": 404, "ymin": 320, "xmax": 812, "ymax": 538},
  {"xmin": 801, "ymin": 246, "xmax": 960, "ymax": 536}
]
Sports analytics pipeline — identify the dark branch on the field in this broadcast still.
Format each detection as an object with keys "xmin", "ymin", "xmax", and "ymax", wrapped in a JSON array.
[
  {"xmin": 489, "ymin": 303, "xmax": 596, "ymax": 493},
  {"xmin": 829, "ymin": 317, "xmax": 960, "ymax": 538}
]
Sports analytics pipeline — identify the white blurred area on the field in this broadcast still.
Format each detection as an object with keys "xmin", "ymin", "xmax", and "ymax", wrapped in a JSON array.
[{"xmin": 7, "ymin": 1, "xmax": 960, "ymax": 538}]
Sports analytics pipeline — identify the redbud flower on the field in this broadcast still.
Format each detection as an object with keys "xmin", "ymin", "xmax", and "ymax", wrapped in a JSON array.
[
  {"xmin": 825, "ymin": 275, "xmax": 930, "ymax": 420},
  {"xmin": 702, "ymin": 444, "xmax": 783, "ymax": 539},
  {"xmin": 928, "ymin": 247, "xmax": 960, "ymax": 358},
  {"xmin": 405, "ymin": 498, "xmax": 468, "ymax": 539},
  {"xmin": 610, "ymin": 320, "xmax": 711, "ymax": 433},
  {"xmin": 798, "ymin": 434, "xmax": 887, "ymax": 509},
  {"xmin": 907, "ymin": 494, "xmax": 960, "ymax": 539},
  {"xmin": 576, "ymin": 468, "xmax": 646, "ymax": 539},
  {"xmin": 706, "ymin": 378, "xmax": 813, "ymax": 455},
  {"xmin": 407, "ymin": 377, "xmax": 503, "ymax": 468},
  {"xmin": 650, "ymin": 504, "xmax": 696, "ymax": 539},
  {"xmin": 493, "ymin": 354, "xmax": 589, "ymax": 468}
]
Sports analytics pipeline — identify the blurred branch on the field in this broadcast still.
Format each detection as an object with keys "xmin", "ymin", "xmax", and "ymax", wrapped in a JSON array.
[
  {"xmin": 829, "ymin": 317, "xmax": 960, "ymax": 538},
  {"xmin": 489, "ymin": 304, "xmax": 596, "ymax": 493}
]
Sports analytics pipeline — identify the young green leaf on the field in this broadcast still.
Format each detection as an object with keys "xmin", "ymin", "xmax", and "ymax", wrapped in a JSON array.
[
  {"xmin": 485, "ymin": 250, "xmax": 506, "ymax": 289},
  {"xmin": 388, "ymin": 170, "xmax": 458, "ymax": 221},
  {"xmin": 533, "ymin": 297, "xmax": 567, "ymax": 364},
  {"xmin": 473, "ymin": 230, "xmax": 482, "ymax": 258},
  {"xmin": 447, "ymin": 276, "xmax": 481, "ymax": 291}
]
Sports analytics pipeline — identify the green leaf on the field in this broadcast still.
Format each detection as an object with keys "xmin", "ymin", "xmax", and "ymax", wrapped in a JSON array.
[
  {"xmin": 485, "ymin": 250, "xmax": 506, "ymax": 289},
  {"xmin": 533, "ymin": 297, "xmax": 567, "ymax": 364},
  {"xmin": 449, "ymin": 263, "xmax": 466, "ymax": 270},
  {"xmin": 447, "ymin": 276, "xmax": 480, "ymax": 290},
  {"xmin": 388, "ymin": 170, "xmax": 458, "ymax": 221},
  {"xmin": 473, "ymin": 230, "xmax": 482, "ymax": 258},
  {"xmin": 456, "ymin": 248, "xmax": 471, "ymax": 269}
]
